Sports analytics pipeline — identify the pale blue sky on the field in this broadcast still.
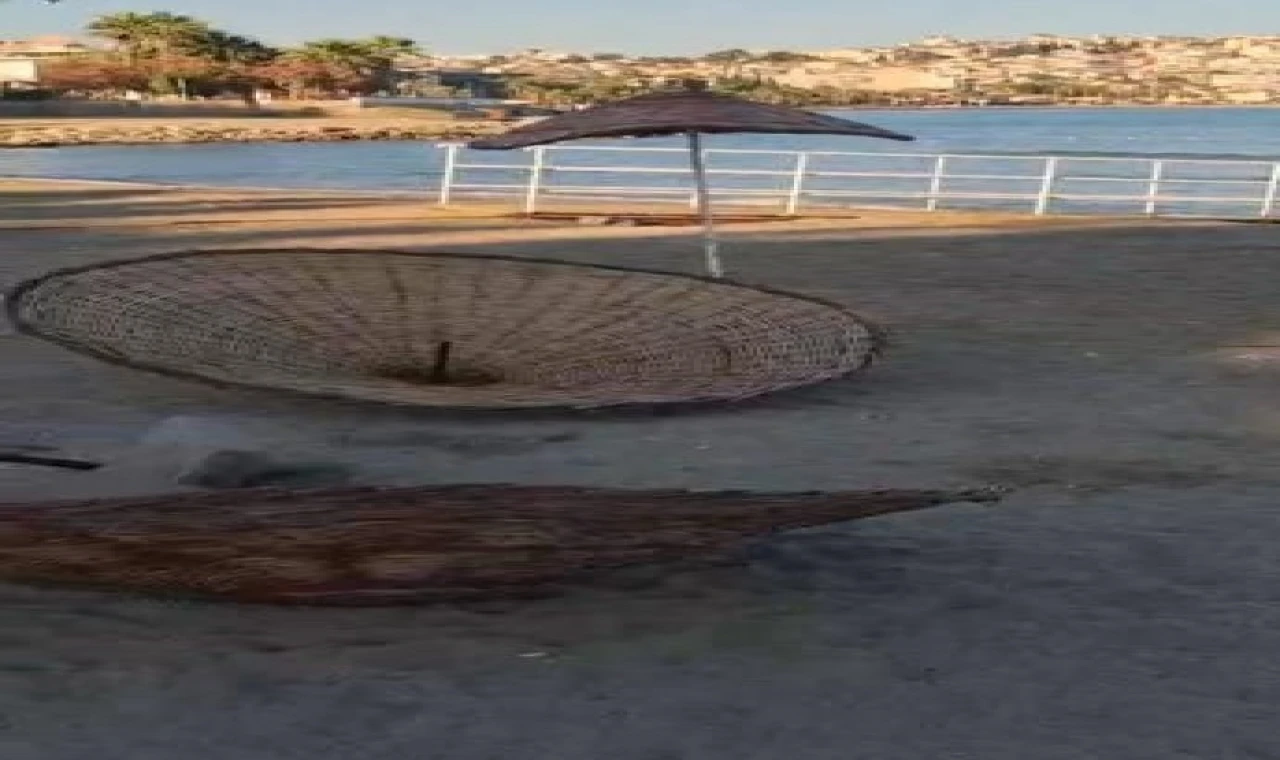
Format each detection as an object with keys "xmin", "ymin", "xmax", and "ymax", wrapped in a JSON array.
[{"xmin": 5, "ymin": 0, "xmax": 1279, "ymax": 54}]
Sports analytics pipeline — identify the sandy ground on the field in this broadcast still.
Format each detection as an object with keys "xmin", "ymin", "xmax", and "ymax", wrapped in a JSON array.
[{"xmin": 2, "ymin": 180, "xmax": 1280, "ymax": 759}]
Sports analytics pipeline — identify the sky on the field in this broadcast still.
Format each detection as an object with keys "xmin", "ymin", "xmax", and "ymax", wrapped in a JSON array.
[{"xmin": 4, "ymin": 0, "xmax": 1280, "ymax": 54}]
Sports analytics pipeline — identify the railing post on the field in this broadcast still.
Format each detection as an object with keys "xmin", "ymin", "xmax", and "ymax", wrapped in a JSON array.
[
  {"xmin": 524, "ymin": 147, "xmax": 547, "ymax": 215},
  {"xmin": 689, "ymin": 171, "xmax": 701, "ymax": 209},
  {"xmin": 785, "ymin": 152, "xmax": 810, "ymax": 215},
  {"xmin": 1261, "ymin": 163, "xmax": 1280, "ymax": 218},
  {"xmin": 925, "ymin": 155, "xmax": 949, "ymax": 212},
  {"xmin": 1033, "ymin": 157, "xmax": 1058, "ymax": 215},
  {"xmin": 437, "ymin": 143, "xmax": 459, "ymax": 206},
  {"xmin": 1143, "ymin": 160, "xmax": 1165, "ymax": 216}
]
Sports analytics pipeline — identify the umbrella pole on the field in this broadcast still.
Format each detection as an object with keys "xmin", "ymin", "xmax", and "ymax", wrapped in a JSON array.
[{"xmin": 686, "ymin": 132, "xmax": 723, "ymax": 278}]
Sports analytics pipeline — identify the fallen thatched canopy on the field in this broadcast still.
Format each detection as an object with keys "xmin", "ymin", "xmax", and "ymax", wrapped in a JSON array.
[
  {"xmin": 5, "ymin": 248, "xmax": 885, "ymax": 409},
  {"xmin": 0, "ymin": 484, "xmax": 1005, "ymax": 605}
]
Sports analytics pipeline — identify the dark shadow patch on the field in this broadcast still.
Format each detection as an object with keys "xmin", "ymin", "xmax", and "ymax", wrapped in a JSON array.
[{"xmin": 964, "ymin": 455, "xmax": 1231, "ymax": 490}]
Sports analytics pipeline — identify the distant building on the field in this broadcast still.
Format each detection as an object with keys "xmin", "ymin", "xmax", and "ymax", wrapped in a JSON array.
[
  {"xmin": 391, "ymin": 66, "xmax": 510, "ymax": 99},
  {"xmin": 0, "ymin": 57, "xmax": 40, "ymax": 88},
  {"xmin": 0, "ymin": 36, "xmax": 92, "ymax": 91},
  {"xmin": 777, "ymin": 65, "xmax": 956, "ymax": 92},
  {"xmin": 0, "ymin": 36, "xmax": 92, "ymax": 59},
  {"xmin": 810, "ymin": 48, "xmax": 881, "ymax": 63},
  {"xmin": 861, "ymin": 67, "xmax": 957, "ymax": 91},
  {"xmin": 1209, "ymin": 71, "xmax": 1280, "ymax": 99}
]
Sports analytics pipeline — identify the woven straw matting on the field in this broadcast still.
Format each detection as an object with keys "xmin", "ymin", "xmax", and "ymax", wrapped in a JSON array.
[
  {"xmin": 0, "ymin": 485, "xmax": 1002, "ymax": 604},
  {"xmin": 5, "ymin": 249, "xmax": 883, "ymax": 409}
]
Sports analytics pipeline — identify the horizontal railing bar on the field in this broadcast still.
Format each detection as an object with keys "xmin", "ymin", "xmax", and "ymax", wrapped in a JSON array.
[
  {"xmin": 453, "ymin": 184, "xmax": 771, "ymax": 193},
  {"xmin": 445, "ymin": 183, "xmax": 531, "ymax": 190},
  {"xmin": 541, "ymin": 186, "xmax": 789, "ymax": 196},
  {"xmin": 1100, "ymin": 178, "xmax": 1268, "ymax": 186},
  {"xmin": 544, "ymin": 167, "xmax": 696, "ymax": 175},
  {"xmin": 456, "ymin": 162, "xmax": 1275, "ymax": 187},
  {"xmin": 925, "ymin": 173, "xmax": 1045, "ymax": 181},
  {"xmin": 452, "ymin": 164, "xmax": 534, "ymax": 170},
  {"xmin": 1056, "ymin": 176, "xmax": 1269, "ymax": 184},
  {"xmin": 541, "ymin": 188, "xmax": 700, "ymax": 195},
  {"xmin": 441, "ymin": 143, "xmax": 1278, "ymax": 166},
  {"xmin": 439, "ymin": 143, "xmax": 684, "ymax": 153},
  {"xmin": 804, "ymin": 191, "xmax": 1038, "ymax": 200},
  {"xmin": 448, "ymin": 182, "xmax": 1271, "ymax": 204},
  {"xmin": 1040, "ymin": 193, "xmax": 1265, "ymax": 202},
  {"xmin": 540, "ymin": 167, "xmax": 793, "ymax": 176},
  {"xmin": 1046, "ymin": 156, "xmax": 1274, "ymax": 167},
  {"xmin": 805, "ymin": 171, "xmax": 932, "ymax": 179},
  {"xmin": 458, "ymin": 164, "xmax": 799, "ymax": 178}
]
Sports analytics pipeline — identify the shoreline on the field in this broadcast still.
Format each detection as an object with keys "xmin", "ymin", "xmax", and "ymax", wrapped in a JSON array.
[
  {"xmin": 0, "ymin": 116, "xmax": 507, "ymax": 149},
  {"xmin": 4, "ymin": 102, "xmax": 1279, "ymax": 150}
]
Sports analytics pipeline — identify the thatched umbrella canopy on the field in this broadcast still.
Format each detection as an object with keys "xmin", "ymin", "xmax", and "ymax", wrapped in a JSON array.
[
  {"xmin": 0, "ymin": 484, "xmax": 1004, "ymax": 604},
  {"xmin": 468, "ymin": 83, "xmax": 915, "ymax": 277},
  {"xmin": 469, "ymin": 86, "xmax": 914, "ymax": 148}
]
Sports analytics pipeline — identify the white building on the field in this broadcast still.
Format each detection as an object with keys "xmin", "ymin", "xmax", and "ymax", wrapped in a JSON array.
[
  {"xmin": 0, "ymin": 58, "xmax": 40, "ymax": 87},
  {"xmin": 0, "ymin": 36, "xmax": 91, "ymax": 88}
]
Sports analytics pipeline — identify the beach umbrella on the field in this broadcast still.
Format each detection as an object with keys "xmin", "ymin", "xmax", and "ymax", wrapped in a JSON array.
[{"xmin": 467, "ymin": 81, "xmax": 914, "ymax": 278}]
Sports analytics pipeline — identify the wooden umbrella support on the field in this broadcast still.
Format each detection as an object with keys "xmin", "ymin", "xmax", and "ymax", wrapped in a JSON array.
[
  {"xmin": 429, "ymin": 340, "xmax": 453, "ymax": 384},
  {"xmin": 686, "ymin": 132, "xmax": 724, "ymax": 279},
  {"xmin": 466, "ymin": 84, "xmax": 913, "ymax": 280}
]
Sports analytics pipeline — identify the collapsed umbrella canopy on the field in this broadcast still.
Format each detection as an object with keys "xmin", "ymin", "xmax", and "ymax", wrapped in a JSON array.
[{"xmin": 467, "ymin": 84, "xmax": 915, "ymax": 277}]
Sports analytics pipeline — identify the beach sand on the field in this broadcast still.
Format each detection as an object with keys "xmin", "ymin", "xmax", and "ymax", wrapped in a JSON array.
[{"xmin": 2, "ymin": 180, "xmax": 1279, "ymax": 759}]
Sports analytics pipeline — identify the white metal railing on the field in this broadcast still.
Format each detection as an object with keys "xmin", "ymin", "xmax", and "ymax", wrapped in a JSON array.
[{"xmin": 434, "ymin": 144, "xmax": 1280, "ymax": 220}]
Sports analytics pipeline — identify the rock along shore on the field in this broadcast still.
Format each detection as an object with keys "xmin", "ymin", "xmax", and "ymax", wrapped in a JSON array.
[{"xmin": 0, "ymin": 119, "xmax": 508, "ymax": 148}]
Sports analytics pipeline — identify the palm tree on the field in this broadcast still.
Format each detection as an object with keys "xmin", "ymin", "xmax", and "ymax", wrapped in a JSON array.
[
  {"xmin": 254, "ymin": 53, "xmax": 370, "ymax": 99},
  {"xmin": 195, "ymin": 31, "xmax": 279, "ymax": 65},
  {"xmin": 87, "ymin": 12, "xmax": 212, "ymax": 63},
  {"xmin": 85, "ymin": 12, "xmax": 153, "ymax": 63},
  {"xmin": 364, "ymin": 36, "xmax": 421, "ymax": 60},
  {"xmin": 293, "ymin": 37, "xmax": 420, "ymax": 93},
  {"xmin": 363, "ymin": 36, "xmax": 421, "ymax": 93},
  {"xmin": 88, "ymin": 13, "xmax": 229, "ymax": 99}
]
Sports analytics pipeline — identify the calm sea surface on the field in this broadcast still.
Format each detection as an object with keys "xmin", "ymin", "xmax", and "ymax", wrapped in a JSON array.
[{"xmin": 3, "ymin": 107, "xmax": 1280, "ymax": 216}]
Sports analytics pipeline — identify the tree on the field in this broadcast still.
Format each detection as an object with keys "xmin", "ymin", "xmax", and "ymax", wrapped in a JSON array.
[
  {"xmin": 759, "ymin": 50, "xmax": 818, "ymax": 63},
  {"xmin": 86, "ymin": 12, "xmax": 213, "ymax": 63},
  {"xmin": 192, "ymin": 31, "xmax": 279, "ymax": 65},
  {"xmin": 704, "ymin": 48, "xmax": 752, "ymax": 62},
  {"xmin": 363, "ymin": 35, "xmax": 421, "ymax": 60},
  {"xmin": 9, "ymin": 7, "xmax": 438, "ymax": 100},
  {"xmin": 142, "ymin": 53, "xmax": 224, "ymax": 98},
  {"xmin": 251, "ymin": 54, "xmax": 373, "ymax": 99},
  {"xmin": 286, "ymin": 37, "xmax": 421, "ymax": 93},
  {"xmin": 38, "ymin": 56, "xmax": 149, "ymax": 93},
  {"xmin": 70, "ymin": 12, "xmax": 280, "ymax": 98}
]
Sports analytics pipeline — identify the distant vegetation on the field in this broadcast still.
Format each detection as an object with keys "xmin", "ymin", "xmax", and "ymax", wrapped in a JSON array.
[
  {"xmin": 29, "ymin": 12, "xmax": 422, "ymax": 100},
  {"xmin": 10, "ymin": 10, "xmax": 1218, "ymax": 106},
  {"xmin": 15, "ymin": 12, "xmax": 892, "ymax": 105}
]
